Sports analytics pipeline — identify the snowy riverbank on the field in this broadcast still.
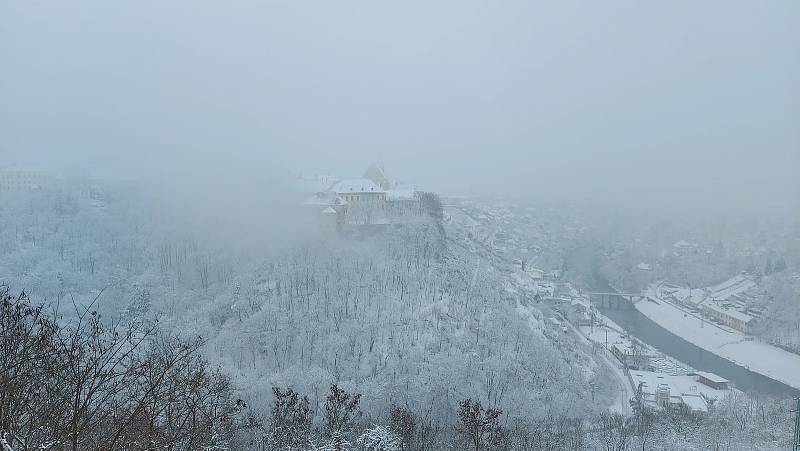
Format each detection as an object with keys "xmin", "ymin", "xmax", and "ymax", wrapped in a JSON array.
[{"xmin": 634, "ymin": 296, "xmax": 800, "ymax": 391}]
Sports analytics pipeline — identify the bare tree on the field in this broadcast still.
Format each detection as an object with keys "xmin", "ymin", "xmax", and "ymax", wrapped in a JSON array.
[
  {"xmin": 456, "ymin": 399, "xmax": 505, "ymax": 451},
  {"xmin": 387, "ymin": 406, "xmax": 416, "ymax": 451},
  {"xmin": 323, "ymin": 384, "xmax": 362, "ymax": 450},
  {"xmin": 597, "ymin": 412, "xmax": 632, "ymax": 451},
  {"xmin": 0, "ymin": 287, "xmax": 243, "ymax": 451},
  {"xmin": 269, "ymin": 387, "xmax": 312, "ymax": 450},
  {"xmin": 0, "ymin": 288, "xmax": 63, "ymax": 451}
]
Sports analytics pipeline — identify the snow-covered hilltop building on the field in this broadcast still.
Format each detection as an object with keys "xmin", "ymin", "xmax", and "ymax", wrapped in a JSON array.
[
  {"xmin": 331, "ymin": 178, "xmax": 387, "ymax": 225},
  {"xmin": 294, "ymin": 164, "xmax": 423, "ymax": 231},
  {"xmin": 332, "ymin": 179, "xmax": 386, "ymax": 209}
]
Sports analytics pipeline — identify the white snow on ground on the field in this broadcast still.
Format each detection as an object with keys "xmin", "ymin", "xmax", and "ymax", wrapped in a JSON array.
[
  {"xmin": 575, "ymin": 316, "xmax": 634, "ymax": 414},
  {"xmin": 635, "ymin": 296, "xmax": 800, "ymax": 390}
]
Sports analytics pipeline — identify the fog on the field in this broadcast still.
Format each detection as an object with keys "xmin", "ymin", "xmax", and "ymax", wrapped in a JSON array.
[
  {"xmin": 2, "ymin": 0, "xmax": 798, "ymax": 215},
  {"xmin": 4, "ymin": 4, "xmax": 800, "ymax": 449}
]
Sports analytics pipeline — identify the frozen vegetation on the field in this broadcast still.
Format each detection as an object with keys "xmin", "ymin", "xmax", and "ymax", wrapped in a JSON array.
[
  {"xmin": 1, "ymin": 188, "xmax": 797, "ymax": 450},
  {"xmin": 3, "ymin": 0, "xmax": 798, "ymax": 448}
]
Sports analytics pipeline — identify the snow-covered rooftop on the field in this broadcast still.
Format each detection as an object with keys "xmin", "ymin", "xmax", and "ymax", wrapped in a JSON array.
[
  {"xmin": 680, "ymin": 393, "xmax": 709, "ymax": 413},
  {"xmin": 331, "ymin": 179, "xmax": 385, "ymax": 194},
  {"xmin": 707, "ymin": 274, "xmax": 757, "ymax": 301},
  {"xmin": 694, "ymin": 371, "xmax": 728, "ymax": 384},
  {"xmin": 657, "ymin": 285, "xmax": 706, "ymax": 307}
]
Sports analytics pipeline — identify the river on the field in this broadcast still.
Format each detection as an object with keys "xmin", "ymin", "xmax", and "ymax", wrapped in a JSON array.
[{"xmin": 568, "ymin": 244, "xmax": 799, "ymax": 397}]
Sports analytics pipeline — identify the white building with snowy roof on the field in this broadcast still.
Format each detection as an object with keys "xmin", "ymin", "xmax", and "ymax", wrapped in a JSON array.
[
  {"xmin": 703, "ymin": 302, "xmax": 756, "ymax": 332},
  {"xmin": 332, "ymin": 179, "xmax": 385, "ymax": 209},
  {"xmin": 331, "ymin": 179, "xmax": 386, "ymax": 225}
]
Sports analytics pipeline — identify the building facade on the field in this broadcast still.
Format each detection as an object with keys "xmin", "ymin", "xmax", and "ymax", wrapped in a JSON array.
[
  {"xmin": 331, "ymin": 179, "xmax": 386, "ymax": 224},
  {"xmin": 702, "ymin": 302, "xmax": 755, "ymax": 332}
]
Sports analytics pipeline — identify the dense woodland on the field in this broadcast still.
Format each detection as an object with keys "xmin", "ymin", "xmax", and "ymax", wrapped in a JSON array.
[{"xmin": 0, "ymin": 187, "xmax": 796, "ymax": 450}]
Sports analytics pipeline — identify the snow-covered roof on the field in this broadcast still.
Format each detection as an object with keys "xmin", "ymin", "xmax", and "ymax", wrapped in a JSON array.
[
  {"xmin": 707, "ymin": 275, "xmax": 756, "ymax": 301},
  {"xmin": 673, "ymin": 240, "xmax": 694, "ymax": 249},
  {"xmin": 331, "ymin": 178, "xmax": 385, "ymax": 194},
  {"xmin": 637, "ymin": 262, "xmax": 652, "ymax": 271},
  {"xmin": 662, "ymin": 286, "xmax": 706, "ymax": 306},
  {"xmin": 321, "ymin": 206, "xmax": 337, "ymax": 215},
  {"xmin": 680, "ymin": 394, "xmax": 709, "ymax": 413},
  {"xmin": 694, "ymin": 371, "xmax": 728, "ymax": 384},
  {"xmin": 654, "ymin": 275, "xmax": 759, "ymax": 309},
  {"xmin": 684, "ymin": 290, "xmax": 707, "ymax": 306}
]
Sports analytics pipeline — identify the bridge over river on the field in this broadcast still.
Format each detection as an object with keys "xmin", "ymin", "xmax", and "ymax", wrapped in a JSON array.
[
  {"xmin": 567, "ymin": 244, "xmax": 799, "ymax": 397},
  {"xmin": 589, "ymin": 292, "xmax": 642, "ymax": 309}
]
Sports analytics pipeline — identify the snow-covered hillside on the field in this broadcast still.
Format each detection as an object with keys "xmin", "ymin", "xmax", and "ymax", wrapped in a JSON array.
[{"xmin": 2, "ymin": 188, "xmax": 795, "ymax": 450}]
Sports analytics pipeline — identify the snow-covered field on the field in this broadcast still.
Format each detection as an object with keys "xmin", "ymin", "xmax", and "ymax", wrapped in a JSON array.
[{"xmin": 635, "ymin": 297, "xmax": 800, "ymax": 390}]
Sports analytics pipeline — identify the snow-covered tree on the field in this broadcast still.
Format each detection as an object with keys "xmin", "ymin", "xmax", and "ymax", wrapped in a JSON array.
[{"xmin": 356, "ymin": 425, "xmax": 401, "ymax": 451}]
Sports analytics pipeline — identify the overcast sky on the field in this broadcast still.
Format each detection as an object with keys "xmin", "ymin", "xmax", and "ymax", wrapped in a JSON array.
[{"xmin": 1, "ymin": 0, "xmax": 798, "ymax": 213}]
